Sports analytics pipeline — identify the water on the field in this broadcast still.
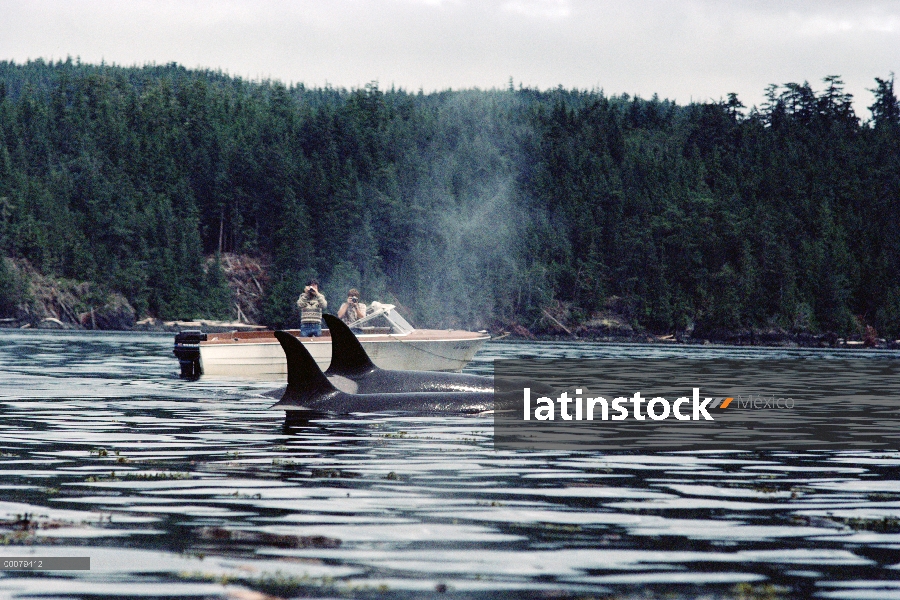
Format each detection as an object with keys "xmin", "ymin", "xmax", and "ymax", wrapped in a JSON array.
[{"xmin": 0, "ymin": 330, "xmax": 899, "ymax": 599}]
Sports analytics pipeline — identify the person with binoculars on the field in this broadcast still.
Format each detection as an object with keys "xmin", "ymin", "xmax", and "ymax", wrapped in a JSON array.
[
  {"xmin": 337, "ymin": 288, "xmax": 367, "ymax": 330},
  {"xmin": 296, "ymin": 279, "xmax": 327, "ymax": 337}
]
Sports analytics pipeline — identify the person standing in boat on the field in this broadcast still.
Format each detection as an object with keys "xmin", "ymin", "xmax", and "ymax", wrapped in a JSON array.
[
  {"xmin": 296, "ymin": 279, "xmax": 327, "ymax": 337},
  {"xmin": 337, "ymin": 288, "xmax": 367, "ymax": 333}
]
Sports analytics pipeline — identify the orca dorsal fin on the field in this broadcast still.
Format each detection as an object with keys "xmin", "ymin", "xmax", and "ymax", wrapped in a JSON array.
[
  {"xmin": 322, "ymin": 313, "xmax": 377, "ymax": 377},
  {"xmin": 274, "ymin": 330, "xmax": 338, "ymax": 403}
]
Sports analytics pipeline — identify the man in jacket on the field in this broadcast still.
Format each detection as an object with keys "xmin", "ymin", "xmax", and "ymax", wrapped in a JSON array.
[{"xmin": 296, "ymin": 279, "xmax": 327, "ymax": 337}]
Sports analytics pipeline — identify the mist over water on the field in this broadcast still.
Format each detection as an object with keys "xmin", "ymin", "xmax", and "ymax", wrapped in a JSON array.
[
  {"xmin": 1, "ymin": 330, "xmax": 900, "ymax": 598},
  {"xmin": 408, "ymin": 178, "xmax": 519, "ymax": 329},
  {"xmin": 337, "ymin": 90, "xmax": 531, "ymax": 330}
]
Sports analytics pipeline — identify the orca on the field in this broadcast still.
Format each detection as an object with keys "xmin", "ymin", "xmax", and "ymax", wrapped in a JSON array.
[
  {"xmin": 321, "ymin": 313, "xmax": 494, "ymax": 394},
  {"xmin": 272, "ymin": 331, "xmax": 493, "ymax": 417}
]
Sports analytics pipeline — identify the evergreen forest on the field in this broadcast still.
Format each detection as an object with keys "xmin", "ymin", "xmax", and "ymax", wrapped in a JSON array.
[{"xmin": 1, "ymin": 59, "xmax": 899, "ymax": 337}]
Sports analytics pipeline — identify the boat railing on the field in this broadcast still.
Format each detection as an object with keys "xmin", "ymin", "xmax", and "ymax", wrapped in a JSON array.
[{"xmin": 347, "ymin": 303, "xmax": 415, "ymax": 334}]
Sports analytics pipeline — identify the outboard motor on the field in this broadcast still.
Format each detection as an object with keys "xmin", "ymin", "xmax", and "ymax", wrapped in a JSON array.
[{"xmin": 173, "ymin": 330, "xmax": 207, "ymax": 379}]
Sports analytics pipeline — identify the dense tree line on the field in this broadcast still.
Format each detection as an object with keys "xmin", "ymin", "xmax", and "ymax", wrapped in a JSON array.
[{"xmin": 0, "ymin": 58, "xmax": 898, "ymax": 336}]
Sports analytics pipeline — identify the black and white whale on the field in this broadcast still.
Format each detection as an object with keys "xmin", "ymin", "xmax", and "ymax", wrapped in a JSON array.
[
  {"xmin": 271, "ymin": 330, "xmax": 493, "ymax": 417},
  {"xmin": 321, "ymin": 314, "xmax": 493, "ymax": 394}
]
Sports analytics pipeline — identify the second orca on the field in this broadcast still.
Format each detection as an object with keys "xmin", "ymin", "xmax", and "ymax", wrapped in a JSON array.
[{"xmin": 322, "ymin": 313, "xmax": 493, "ymax": 394}]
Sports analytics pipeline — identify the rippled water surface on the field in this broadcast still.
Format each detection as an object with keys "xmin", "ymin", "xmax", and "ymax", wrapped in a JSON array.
[{"xmin": 1, "ymin": 330, "xmax": 900, "ymax": 599}]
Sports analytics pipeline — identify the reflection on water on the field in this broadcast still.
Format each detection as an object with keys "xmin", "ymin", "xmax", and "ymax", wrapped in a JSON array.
[{"xmin": 0, "ymin": 330, "xmax": 899, "ymax": 598}]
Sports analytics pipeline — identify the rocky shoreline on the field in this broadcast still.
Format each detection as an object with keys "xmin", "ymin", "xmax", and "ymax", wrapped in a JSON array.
[
  {"xmin": 4, "ymin": 315, "xmax": 896, "ymax": 351},
  {"xmin": 2, "ymin": 255, "xmax": 896, "ymax": 349},
  {"xmin": 497, "ymin": 299, "xmax": 899, "ymax": 349},
  {"xmin": 0, "ymin": 316, "xmax": 265, "ymax": 335},
  {"xmin": 504, "ymin": 328, "xmax": 900, "ymax": 350},
  {"xmin": 502, "ymin": 313, "xmax": 898, "ymax": 349}
]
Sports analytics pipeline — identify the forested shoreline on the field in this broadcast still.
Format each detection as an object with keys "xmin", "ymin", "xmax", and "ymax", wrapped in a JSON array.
[{"xmin": 0, "ymin": 59, "xmax": 898, "ymax": 340}]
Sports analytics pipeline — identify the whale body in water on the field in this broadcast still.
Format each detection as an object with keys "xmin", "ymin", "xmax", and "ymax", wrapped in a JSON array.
[
  {"xmin": 271, "ymin": 330, "xmax": 493, "ymax": 417},
  {"xmin": 321, "ymin": 313, "xmax": 493, "ymax": 394}
]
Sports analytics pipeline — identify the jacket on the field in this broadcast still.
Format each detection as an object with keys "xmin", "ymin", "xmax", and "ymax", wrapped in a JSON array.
[{"xmin": 296, "ymin": 291, "xmax": 328, "ymax": 323}]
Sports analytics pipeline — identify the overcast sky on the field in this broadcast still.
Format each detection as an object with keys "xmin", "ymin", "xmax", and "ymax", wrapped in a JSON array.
[{"xmin": 2, "ymin": 0, "xmax": 899, "ymax": 115}]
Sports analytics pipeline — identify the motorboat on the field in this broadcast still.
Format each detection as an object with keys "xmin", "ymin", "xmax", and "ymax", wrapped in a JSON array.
[{"xmin": 173, "ymin": 303, "xmax": 490, "ymax": 379}]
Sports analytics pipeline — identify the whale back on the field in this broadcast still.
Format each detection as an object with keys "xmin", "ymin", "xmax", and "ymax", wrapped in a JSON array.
[
  {"xmin": 272, "ymin": 331, "xmax": 493, "ymax": 421},
  {"xmin": 323, "ymin": 313, "xmax": 493, "ymax": 394},
  {"xmin": 322, "ymin": 314, "xmax": 376, "ymax": 377},
  {"xmin": 274, "ymin": 330, "xmax": 338, "ymax": 405}
]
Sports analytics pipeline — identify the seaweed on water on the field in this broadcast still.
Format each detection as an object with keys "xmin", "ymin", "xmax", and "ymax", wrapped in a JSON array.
[
  {"xmin": 195, "ymin": 526, "xmax": 340, "ymax": 549},
  {"xmin": 309, "ymin": 468, "xmax": 360, "ymax": 478},
  {"xmin": 841, "ymin": 515, "xmax": 900, "ymax": 533}
]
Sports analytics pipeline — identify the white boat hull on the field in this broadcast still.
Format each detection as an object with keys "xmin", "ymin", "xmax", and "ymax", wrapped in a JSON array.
[{"xmin": 198, "ymin": 330, "xmax": 489, "ymax": 380}]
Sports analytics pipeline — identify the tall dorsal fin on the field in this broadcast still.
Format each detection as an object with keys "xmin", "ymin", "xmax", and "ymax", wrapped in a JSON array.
[
  {"xmin": 274, "ymin": 330, "xmax": 337, "ymax": 403},
  {"xmin": 322, "ymin": 314, "xmax": 377, "ymax": 377}
]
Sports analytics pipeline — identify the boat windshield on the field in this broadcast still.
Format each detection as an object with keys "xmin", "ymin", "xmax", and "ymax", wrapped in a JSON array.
[{"xmin": 347, "ymin": 303, "xmax": 415, "ymax": 334}]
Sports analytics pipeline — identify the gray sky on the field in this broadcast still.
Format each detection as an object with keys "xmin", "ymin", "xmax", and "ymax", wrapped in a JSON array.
[{"xmin": 2, "ymin": 0, "xmax": 899, "ymax": 115}]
